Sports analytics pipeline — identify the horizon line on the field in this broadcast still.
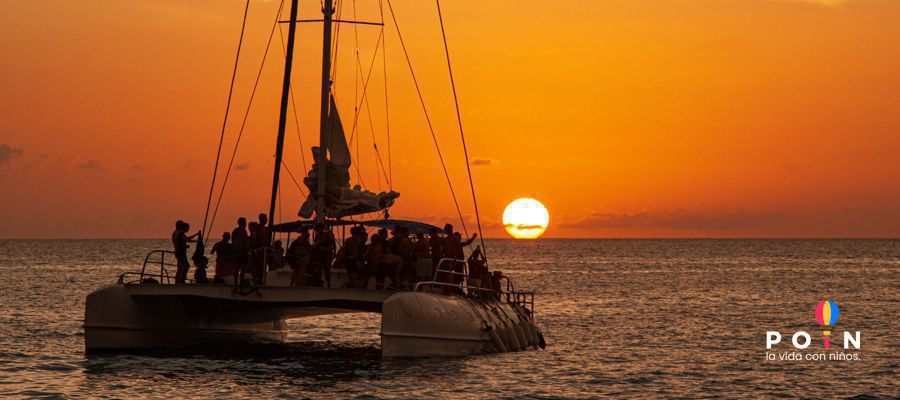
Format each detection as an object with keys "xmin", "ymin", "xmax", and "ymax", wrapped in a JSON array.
[{"xmin": 0, "ymin": 236, "xmax": 896, "ymax": 240}]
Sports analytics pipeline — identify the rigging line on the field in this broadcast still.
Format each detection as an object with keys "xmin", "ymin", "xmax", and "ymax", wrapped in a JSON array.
[
  {"xmin": 201, "ymin": 0, "xmax": 251, "ymax": 241},
  {"xmin": 436, "ymin": 0, "xmax": 487, "ymax": 255},
  {"xmin": 385, "ymin": 0, "xmax": 469, "ymax": 237},
  {"xmin": 329, "ymin": 0, "xmax": 344, "ymax": 95},
  {"xmin": 346, "ymin": 29, "xmax": 384, "ymax": 148},
  {"xmin": 345, "ymin": 32, "xmax": 384, "ymax": 191},
  {"xmin": 342, "ymin": 29, "xmax": 384, "ymax": 191},
  {"xmin": 280, "ymin": 159, "xmax": 308, "ymax": 196},
  {"xmin": 354, "ymin": 52, "xmax": 391, "ymax": 188},
  {"xmin": 278, "ymin": 176, "xmax": 283, "ymax": 238},
  {"xmin": 355, "ymin": 53, "xmax": 381, "ymax": 191},
  {"xmin": 276, "ymin": 24, "xmax": 308, "ymax": 173},
  {"xmin": 380, "ymin": 0, "xmax": 392, "ymax": 192},
  {"xmin": 289, "ymin": 82, "xmax": 307, "ymax": 172},
  {"xmin": 208, "ymin": 0, "xmax": 286, "ymax": 234}
]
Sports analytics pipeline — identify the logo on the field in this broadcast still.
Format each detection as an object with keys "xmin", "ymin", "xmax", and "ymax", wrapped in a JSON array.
[
  {"xmin": 764, "ymin": 300, "xmax": 861, "ymax": 362},
  {"xmin": 814, "ymin": 300, "xmax": 839, "ymax": 349}
]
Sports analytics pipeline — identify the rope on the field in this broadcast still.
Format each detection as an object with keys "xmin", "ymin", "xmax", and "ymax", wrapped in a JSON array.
[
  {"xmin": 346, "ymin": 30, "xmax": 384, "ymax": 150},
  {"xmin": 276, "ymin": 24, "xmax": 308, "ymax": 172},
  {"xmin": 345, "ymin": 29, "xmax": 386, "ymax": 190},
  {"xmin": 208, "ymin": 0, "xmax": 285, "ymax": 235},
  {"xmin": 386, "ymin": 0, "xmax": 468, "ymax": 237},
  {"xmin": 355, "ymin": 51, "xmax": 391, "ymax": 188},
  {"xmin": 281, "ymin": 159, "xmax": 308, "ymax": 196},
  {"xmin": 362, "ymin": 57, "xmax": 383, "ymax": 192},
  {"xmin": 201, "ymin": 0, "xmax": 251, "ymax": 241},
  {"xmin": 436, "ymin": 0, "xmax": 487, "ymax": 256}
]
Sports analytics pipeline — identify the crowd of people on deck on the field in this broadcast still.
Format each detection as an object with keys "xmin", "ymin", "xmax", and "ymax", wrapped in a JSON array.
[{"xmin": 170, "ymin": 216, "xmax": 499, "ymax": 292}]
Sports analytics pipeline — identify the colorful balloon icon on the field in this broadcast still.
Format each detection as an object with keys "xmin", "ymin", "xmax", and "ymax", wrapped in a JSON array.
[{"xmin": 814, "ymin": 300, "xmax": 840, "ymax": 349}]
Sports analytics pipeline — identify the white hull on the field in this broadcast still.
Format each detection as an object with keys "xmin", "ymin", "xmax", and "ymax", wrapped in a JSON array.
[{"xmin": 84, "ymin": 282, "xmax": 543, "ymax": 356}]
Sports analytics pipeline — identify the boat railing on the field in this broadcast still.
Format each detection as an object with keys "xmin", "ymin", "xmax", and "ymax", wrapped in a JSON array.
[
  {"xmin": 117, "ymin": 250, "xmax": 184, "ymax": 285},
  {"xmin": 431, "ymin": 257, "xmax": 467, "ymax": 281},
  {"xmin": 421, "ymin": 257, "xmax": 536, "ymax": 318}
]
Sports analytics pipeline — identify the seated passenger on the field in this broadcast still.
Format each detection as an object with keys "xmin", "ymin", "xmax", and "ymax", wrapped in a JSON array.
[
  {"xmin": 270, "ymin": 240, "xmax": 285, "ymax": 270},
  {"xmin": 382, "ymin": 230, "xmax": 404, "ymax": 290},
  {"xmin": 336, "ymin": 226, "xmax": 363, "ymax": 288},
  {"xmin": 414, "ymin": 229, "xmax": 432, "ymax": 283},
  {"xmin": 366, "ymin": 233, "xmax": 385, "ymax": 289},
  {"xmin": 355, "ymin": 229, "xmax": 370, "ymax": 288},
  {"xmin": 287, "ymin": 230, "xmax": 311, "ymax": 287}
]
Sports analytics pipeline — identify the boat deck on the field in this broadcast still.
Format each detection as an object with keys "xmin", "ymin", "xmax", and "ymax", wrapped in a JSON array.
[{"xmin": 123, "ymin": 284, "xmax": 395, "ymax": 318}]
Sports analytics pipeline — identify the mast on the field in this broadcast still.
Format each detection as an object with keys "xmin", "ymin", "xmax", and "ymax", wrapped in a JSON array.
[
  {"xmin": 267, "ymin": 0, "xmax": 300, "ymax": 241},
  {"xmin": 316, "ymin": 0, "xmax": 335, "ymax": 223}
]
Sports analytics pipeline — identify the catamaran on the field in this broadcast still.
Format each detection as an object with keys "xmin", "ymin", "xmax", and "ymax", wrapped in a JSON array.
[{"xmin": 84, "ymin": 0, "xmax": 544, "ymax": 357}]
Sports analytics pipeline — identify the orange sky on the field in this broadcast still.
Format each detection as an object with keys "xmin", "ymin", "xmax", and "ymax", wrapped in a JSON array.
[{"xmin": 1, "ymin": 0, "xmax": 898, "ymax": 238}]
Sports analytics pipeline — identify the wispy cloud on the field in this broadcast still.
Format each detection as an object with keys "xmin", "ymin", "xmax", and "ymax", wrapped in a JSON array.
[
  {"xmin": 563, "ymin": 209, "xmax": 788, "ymax": 231},
  {"xmin": 470, "ymin": 157, "xmax": 500, "ymax": 167},
  {"xmin": 76, "ymin": 160, "xmax": 107, "ymax": 172},
  {"xmin": 182, "ymin": 159, "xmax": 202, "ymax": 170},
  {"xmin": 768, "ymin": 0, "xmax": 851, "ymax": 6},
  {"xmin": 235, "ymin": 162, "xmax": 251, "ymax": 171},
  {"xmin": 0, "ymin": 144, "xmax": 23, "ymax": 166}
]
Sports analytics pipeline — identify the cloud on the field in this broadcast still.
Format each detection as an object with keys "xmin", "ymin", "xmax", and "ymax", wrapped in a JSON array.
[
  {"xmin": 507, "ymin": 224, "xmax": 545, "ymax": 230},
  {"xmin": 563, "ymin": 209, "xmax": 788, "ymax": 231},
  {"xmin": 768, "ymin": 0, "xmax": 851, "ymax": 6},
  {"xmin": 0, "ymin": 144, "xmax": 23, "ymax": 166},
  {"xmin": 182, "ymin": 159, "xmax": 201, "ymax": 170},
  {"xmin": 470, "ymin": 157, "xmax": 500, "ymax": 167},
  {"xmin": 76, "ymin": 160, "xmax": 107, "ymax": 172},
  {"xmin": 235, "ymin": 162, "xmax": 251, "ymax": 171}
]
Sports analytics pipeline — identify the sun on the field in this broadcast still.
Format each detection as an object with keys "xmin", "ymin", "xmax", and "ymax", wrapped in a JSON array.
[{"xmin": 502, "ymin": 198, "xmax": 550, "ymax": 239}]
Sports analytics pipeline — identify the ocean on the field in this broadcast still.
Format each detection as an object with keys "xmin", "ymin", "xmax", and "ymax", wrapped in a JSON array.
[{"xmin": 0, "ymin": 239, "xmax": 897, "ymax": 399}]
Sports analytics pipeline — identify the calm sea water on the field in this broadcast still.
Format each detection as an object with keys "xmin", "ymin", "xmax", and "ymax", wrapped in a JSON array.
[{"xmin": 0, "ymin": 239, "xmax": 897, "ymax": 399}]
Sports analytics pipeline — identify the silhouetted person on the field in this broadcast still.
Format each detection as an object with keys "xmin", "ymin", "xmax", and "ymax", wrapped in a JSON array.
[
  {"xmin": 287, "ymin": 230, "xmax": 311, "ymax": 287},
  {"xmin": 366, "ymin": 233, "xmax": 386, "ymax": 289},
  {"xmin": 172, "ymin": 220, "xmax": 199, "ymax": 284},
  {"xmin": 428, "ymin": 228, "xmax": 443, "ymax": 267},
  {"xmin": 192, "ymin": 231, "xmax": 210, "ymax": 283},
  {"xmin": 336, "ymin": 226, "xmax": 363, "ymax": 288},
  {"xmin": 250, "ymin": 213, "xmax": 268, "ymax": 282},
  {"xmin": 441, "ymin": 224, "xmax": 476, "ymax": 284},
  {"xmin": 211, "ymin": 231, "xmax": 233, "ymax": 283},
  {"xmin": 467, "ymin": 246, "xmax": 487, "ymax": 288},
  {"xmin": 414, "ymin": 229, "xmax": 432, "ymax": 283},
  {"xmin": 356, "ymin": 229, "xmax": 370, "ymax": 288},
  {"xmin": 231, "ymin": 217, "xmax": 249, "ymax": 282},
  {"xmin": 312, "ymin": 223, "xmax": 335, "ymax": 287},
  {"xmin": 270, "ymin": 240, "xmax": 285, "ymax": 270}
]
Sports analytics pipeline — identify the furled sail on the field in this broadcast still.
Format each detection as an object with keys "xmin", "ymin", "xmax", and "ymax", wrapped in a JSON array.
[{"xmin": 300, "ymin": 96, "xmax": 399, "ymax": 219}]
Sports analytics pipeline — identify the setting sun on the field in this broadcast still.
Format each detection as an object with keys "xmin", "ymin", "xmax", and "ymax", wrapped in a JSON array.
[{"xmin": 502, "ymin": 198, "xmax": 550, "ymax": 239}]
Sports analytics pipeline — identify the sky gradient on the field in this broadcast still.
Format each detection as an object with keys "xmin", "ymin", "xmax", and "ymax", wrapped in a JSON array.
[{"xmin": 1, "ymin": 0, "xmax": 898, "ymax": 238}]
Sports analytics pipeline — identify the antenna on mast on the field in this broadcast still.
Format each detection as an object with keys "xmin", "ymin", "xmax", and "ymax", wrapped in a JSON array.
[{"xmin": 316, "ymin": 0, "xmax": 335, "ymax": 223}]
